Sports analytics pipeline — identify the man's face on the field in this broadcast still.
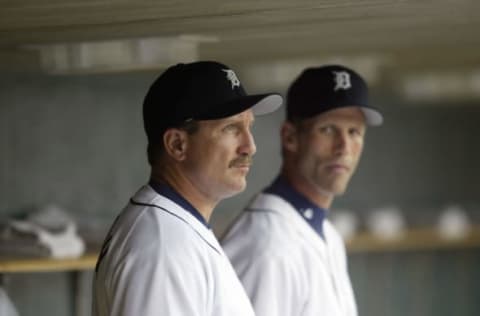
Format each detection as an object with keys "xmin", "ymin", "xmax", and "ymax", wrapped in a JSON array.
[
  {"xmin": 183, "ymin": 109, "xmax": 256, "ymax": 202},
  {"xmin": 289, "ymin": 107, "xmax": 366, "ymax": 197}
]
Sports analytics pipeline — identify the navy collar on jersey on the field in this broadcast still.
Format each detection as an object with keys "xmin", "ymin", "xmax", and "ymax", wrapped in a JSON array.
[
  {"xmin": 149, "ymin": 179, "xmax": 210, "ymax": 229},
  {"xmin": 264, "ymin": 175, "xmax": 327, "ymax": 238}
]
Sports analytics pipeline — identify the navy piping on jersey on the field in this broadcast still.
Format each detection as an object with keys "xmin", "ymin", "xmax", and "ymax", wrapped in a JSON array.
[
  {"xmin": 264, "ymin": 175, "xmax": 327, "ymax": 238},
  {"xmin": 129, "ymin": 198, "xmax": 220, "ymax": 255},
  {"xmin": 149, "ymin": 179, "xmax": 210, "ymax": 229}
]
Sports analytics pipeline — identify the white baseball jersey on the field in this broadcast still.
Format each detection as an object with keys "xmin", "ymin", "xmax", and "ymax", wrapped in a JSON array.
[
  {"xmin": 221, "ymin": 192, "xmax": 358, "ymax": 316},
  {"xmin": 93, "ymin": 183, "xmax": 255, "ymax": 316}
]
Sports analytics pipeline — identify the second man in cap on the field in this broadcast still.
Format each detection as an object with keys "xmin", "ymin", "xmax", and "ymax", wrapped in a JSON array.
[{"xmin": 221, "ymin": 64, "xmax": 383, "ymax": 316}]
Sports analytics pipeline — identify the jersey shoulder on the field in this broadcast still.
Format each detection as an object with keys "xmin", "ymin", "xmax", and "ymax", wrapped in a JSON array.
[
  {"xmin": 101, "ymin": 197, "xmax": 214, "ymax": 274},
  {"xmin": 221, "ymin": 205, "xmax": 303, "ymax": 264}
]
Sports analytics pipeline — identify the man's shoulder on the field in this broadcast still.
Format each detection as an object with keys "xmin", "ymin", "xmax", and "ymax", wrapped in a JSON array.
[
  {"xmin": 110, "ymin": 194, "xmax": 213, "ymax": 260},
  {"xmin": 224, "ymin": 192, "xmax": 300, "ymax": 235},
  {"xmin": 222, "ymin": 205, "xmax": 300, "ymax": 260}
]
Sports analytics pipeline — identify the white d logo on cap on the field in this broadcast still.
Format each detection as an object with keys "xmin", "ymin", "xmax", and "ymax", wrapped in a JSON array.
[
  {"xmin": 333, "ymin": 71, "xmax": 352, "ymax": 91},
  {"xmin": 223, "ymin": 69, "xmax": 241, "ymax": 89}
]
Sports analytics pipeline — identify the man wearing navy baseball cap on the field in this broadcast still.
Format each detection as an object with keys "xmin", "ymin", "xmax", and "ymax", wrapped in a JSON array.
[
  {"xmin": 222, "ymin": 64, "xmax": 383, "ymax": 316},
  {"xmin": 93, "ymin": 61, "xmax": 282, "ymax": 316}
]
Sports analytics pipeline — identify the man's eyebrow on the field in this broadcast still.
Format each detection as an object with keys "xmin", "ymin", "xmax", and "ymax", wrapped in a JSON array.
[{"xmin": 223, "ymin": 115, "xmax": 255, "ymax": 124}]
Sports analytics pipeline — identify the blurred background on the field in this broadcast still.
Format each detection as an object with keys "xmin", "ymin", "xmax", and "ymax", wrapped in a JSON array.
[{"xmin": 1, "ymin": 1, "xmax": 480, "ymax": 315}]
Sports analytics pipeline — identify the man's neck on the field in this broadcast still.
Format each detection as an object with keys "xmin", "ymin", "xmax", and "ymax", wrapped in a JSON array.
[
  {"xmin": 150, "ymin": 168, "xmax": 216, "ymax": 222},
  {"xmin": 281, "ymin": 168, "xmax": 334, "ymax": 210}
]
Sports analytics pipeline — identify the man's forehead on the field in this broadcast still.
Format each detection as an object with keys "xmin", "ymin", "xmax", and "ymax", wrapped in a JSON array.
[
  {"xmin": 197, "ymin": 108, "xmax": 255, "ymax": 128},
  {"xmin": 294, "ymin": 107, "xmax": 366, "ymax": 130},
  {"xmin": 208, "ymin": 109, "xmax": 254, "ymax": 123},
  {"xmin": 312, "ymin": 106, "xmax": 366, "ymax": 122}
]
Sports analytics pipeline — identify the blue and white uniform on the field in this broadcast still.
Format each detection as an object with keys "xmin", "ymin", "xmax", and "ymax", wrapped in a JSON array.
[
  {"xmin": 221, "ymin": 176, "xmax": 357, "ymax": 316},
  {"xmin": 93, "ymin": 182, "xmax": 255, "ymax": 316}
]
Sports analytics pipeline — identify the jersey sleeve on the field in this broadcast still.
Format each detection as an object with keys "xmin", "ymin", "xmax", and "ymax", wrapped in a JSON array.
[
  {"xmin": 238, "ymin": 253, "xmax": 305, "ymax": 316},
  {"xmin": 106, "ymin": 245, "xmax": 209, "ymax": 316}
]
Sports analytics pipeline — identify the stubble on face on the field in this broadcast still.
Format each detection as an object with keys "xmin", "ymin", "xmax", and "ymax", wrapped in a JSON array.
[
  {"xmin": 184, "ymin": 110, "xmax": 256, "ymax": 202},
  {"xmin": 306, "ymin": 151, "xmax": 358, "ymax": 196},
  {"xmin": 294, "ymin": 107, "xmax": 366, "ymax": 198}
]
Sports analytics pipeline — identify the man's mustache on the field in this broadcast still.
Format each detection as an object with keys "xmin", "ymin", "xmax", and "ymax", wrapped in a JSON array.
[{"xmin": 229, "ymin": 155, "xmax": 253, "ymax": 168}]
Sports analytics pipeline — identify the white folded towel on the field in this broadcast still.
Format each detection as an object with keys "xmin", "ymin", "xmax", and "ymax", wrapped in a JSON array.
[{"xmin": 10, "ymin": 220, "xmax": 85, "ymax": 259}]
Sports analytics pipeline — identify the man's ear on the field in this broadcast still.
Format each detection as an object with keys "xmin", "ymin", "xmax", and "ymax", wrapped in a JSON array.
[
  {"xmin": 281, "ymin": 121, "xmax": 299, "ymax": 153},
  {"xmin": 163, "ymin": 129, "xmax": 188, "ymax": 161}
]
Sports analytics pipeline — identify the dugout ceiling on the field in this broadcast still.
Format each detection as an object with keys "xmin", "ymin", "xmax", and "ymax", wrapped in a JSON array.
[{"xmin": 1, "ymin": 0, "xmax": 479, "ymax": 98}]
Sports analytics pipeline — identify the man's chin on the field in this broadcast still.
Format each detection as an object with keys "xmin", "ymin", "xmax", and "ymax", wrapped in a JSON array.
[
  {"xmin": 322, "ymin": 176, "xmax": 351, "ymax": 195},
  {"xmin": 333, "ymin": 185, "xmax": 349, "ymax": 196},
  {"xmin": 316, "ymin": 182, "xmax": 348, "ymax": 197},
  {"xmin": 220, "ymin": 180, "xmax": 247, "ymax": 199}
]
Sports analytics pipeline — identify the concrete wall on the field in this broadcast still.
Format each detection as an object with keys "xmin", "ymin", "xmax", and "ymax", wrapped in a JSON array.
[{"xmin": 1, "ymin": 71, "xmax": 479, "ymax": 316}]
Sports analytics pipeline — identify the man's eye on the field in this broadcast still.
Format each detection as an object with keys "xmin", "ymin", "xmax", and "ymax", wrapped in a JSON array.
[
  {"xmin": 349, "ymin": 128, "xmax": 364, "ymax": 137},
  {"xmin": 319, "ymin": 126, "xmax": 334, "ymax": 134},
  {"xmin": 224, "ymin": 124, "xmax": 239, "ymax": 132}
]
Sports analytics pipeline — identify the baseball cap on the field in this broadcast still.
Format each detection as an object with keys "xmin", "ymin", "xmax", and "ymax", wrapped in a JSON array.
[
  {"xmin": 143, "ymin": 61, "xmax": 283, "ymax": 143},
  {"xmin": 287, "ymin": 65, "xmax": 383, "ymax": 126}
]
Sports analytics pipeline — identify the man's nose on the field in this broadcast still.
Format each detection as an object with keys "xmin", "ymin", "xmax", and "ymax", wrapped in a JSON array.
[
  {"xmin": 239, "ymin": 129, "xmax": 257, "ymax": 157},
  {"xmin": 333, "ymin": 132, "xmax": 349, "ymax": 155}
]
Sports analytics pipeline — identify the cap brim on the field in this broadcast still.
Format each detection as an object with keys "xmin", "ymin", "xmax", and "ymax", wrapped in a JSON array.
[
  {"xmin": 250, "ymin": 94, "xmax": 283, "ymax": 115},
  {"xmin": 361, "ymin": 106, "xmax": 383, "ymax": 126},
  {"xmin": 196, "ymin": 93, "xmax": 283, "ymax": 120}
]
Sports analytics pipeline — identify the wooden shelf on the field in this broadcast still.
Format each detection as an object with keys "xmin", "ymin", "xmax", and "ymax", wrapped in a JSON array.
[
  {"xmin": 2, "ymin": 227, "xmax": 480, "ymax": 273},
  {"xmin": 0, "ymin": 253, "xmax": 98, "ymax": 273},
  {"xmin": 346, "ymin": 227, "xmax": 480, "ymax": 253}
]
